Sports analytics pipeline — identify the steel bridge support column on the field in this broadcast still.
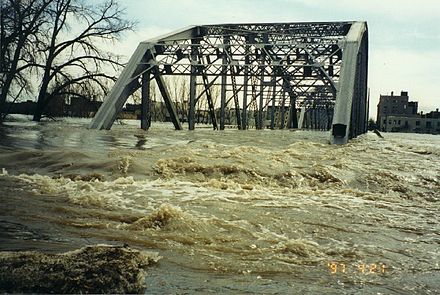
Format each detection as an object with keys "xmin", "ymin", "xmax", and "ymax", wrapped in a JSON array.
[
  {"xmin": 280, "ymin": 90, "xmax": 286, "ymax": 129},
  {"xmin": 220, "ymin": 39, "xmax": 229, "ymax": 130},
  {"xmin": 154, "ymin": 72, "xmax": 182, "ymax": 130},
  {"xmin": 242, "ymin": 50, "xmax": 249, "ymax": 130},
  {"xmin": 288, "ymin": 93, "xmax": 298, "ymax": 129},
  {"xmin": 220, "ymin": 66, "xmax": 227, "ymax": 130},
  {"xmin": 189, "ymin": 42, "xmax": 197, "ymax": 130},
  {"xmin": 359, "ymin": 34, "xmax": 369, "ymax": 134},
  {"xmin": 270, "ymin": 76, "xmax": 276, "ymax": 130},
  {"xmin": 89, "ymin": 43, "xmax": 151, "ymax": 130},
  {"xmin": 331, "ymin": 22, "xmax": 368, "ymax": 144},
  {"xmin": 141, "ymin": 70, "xmax": 151, "ymax": 130},
  {"xmin": 189, "ymin": 71, "xmax": 196, "ymax": 130},
  {"xmin": 258, "ymin": 67, "xmax": 265, "ymax": 130}
]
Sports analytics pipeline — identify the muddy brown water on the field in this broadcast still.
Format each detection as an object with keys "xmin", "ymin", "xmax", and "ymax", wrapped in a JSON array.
[{"xmin": 0, "ymin": 117, "xmax": 439, "ymax": 294}]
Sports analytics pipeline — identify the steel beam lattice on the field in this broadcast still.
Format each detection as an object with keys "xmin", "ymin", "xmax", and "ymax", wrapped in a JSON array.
[{"xmin": 90, "ymin": 21, "xmax": 369, "ymax": 144}]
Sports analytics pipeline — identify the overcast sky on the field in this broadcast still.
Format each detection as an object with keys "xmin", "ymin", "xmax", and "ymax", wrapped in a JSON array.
[{"xmin": 115, "ymin": 0, "xmax": 440, "ymax": 118}]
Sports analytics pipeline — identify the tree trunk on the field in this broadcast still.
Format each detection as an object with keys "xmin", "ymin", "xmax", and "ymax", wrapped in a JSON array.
[
  {"xmin": 33, "ymin": 58, "xmax": 54, "ymax": 121},
  {"xmin": 33, "ymin": 101, "xmax": 44, "ymax": 121},
  {"xmin": 0, "ymin": 0, "xmax": 52, "ymax": 120},
  {"xmin": 33, "ymin": 15, "xmax": 58, "ymax": 122},
  {"xmin": 33, "ymin": 77, "xmax": 50, "ymax": 121},
  {"xmin": 33, "ymin": 83, "xmax": 51, "ymax": 121},
  {"xmin": 0, "ymin": 37, "xmax": 27, "ymax": 119}
]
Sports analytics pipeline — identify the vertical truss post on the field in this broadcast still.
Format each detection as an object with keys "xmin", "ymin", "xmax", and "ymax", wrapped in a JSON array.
[
  {"xmin": 220, "ymin": 71, "xmax": 227, "ymax": 130},
  {"xmin": 230, "ymin": 70, "xmax": 242, "ymax": 129},
  {"xmin": 242, "ymin": 41, "xmax": 250, "ymax": 130},
  {"xmin": 154, "ymin": 71, "xmax": 182, "ymax": 130},
  {"xmin": 242, "ymin": 69, "xmax": 249, "ymax": 129},
  {"xmin": 220, "ymin": 37, "xmax": 229, "ymax": 130},
  {"xmin": 141, "ymin": 70, "xmax": 151, "ymax": 130},
  {"xmin": 258, "ymin": 78, "xmax": 264, "ymax": 129},
  {"xmin": 224, "ymin": 38, "xmax": 242, "ymax": 129},
  {"xmin": 189, "ymin": 41, "xmax": 197, "ymax": 130},
  {"xmin": 258, "ymin": 66, "xmax": 265, "ymax": 129},
  {"xmin": 288, "ymin": 92, "xmax": 298, "ymax": 129},
  {"xmin": 189, "ymin": 72, "xmax": 196, "ymax": 130},
  {"xmin": 270, "ymin": 76, "xmax": 276, "ymax": 130},
  {"xmin": 250, "ymin": 77, "xmax": 259, "ymax": 128},
  {"xmin": 280, "ymin": 89, "xmax": 286, "ymax": 129}
]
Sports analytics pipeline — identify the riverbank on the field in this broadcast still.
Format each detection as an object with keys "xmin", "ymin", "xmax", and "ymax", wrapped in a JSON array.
[{"xmin": 0, "ymin": 244, "xmax": 160, "ymax": 293}]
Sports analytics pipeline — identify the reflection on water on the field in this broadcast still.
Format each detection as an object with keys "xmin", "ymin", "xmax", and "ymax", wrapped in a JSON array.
[{"xmin": 0, "ymin": 116, "xmax": 439, "ymax": 294}]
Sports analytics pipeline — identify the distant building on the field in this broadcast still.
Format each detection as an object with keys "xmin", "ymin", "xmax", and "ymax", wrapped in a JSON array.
[
  {"xmin": 377, "ymin": 91, "xmax": 418, "ymax": 131},
  {"xmin": 377, "ymin": 91, "xmax": 440, "ymax": 134},
  {"xmin": 425, "ymin": 109, "xmax": 440, "ymax": 119},
  {"xmin": 384, "ymin": 115, "xmax": 440, "ymax": 134},
  {"xmin": 5, "ymin": 100, "xmax": 36, "ymax": 115},
  {"xmin": 6, "ymin": 97, "xmax": 102, "ymax": 118},
  {"xmin": 69, "ymin": 97, "xmax": 102, "ymax": 117}
]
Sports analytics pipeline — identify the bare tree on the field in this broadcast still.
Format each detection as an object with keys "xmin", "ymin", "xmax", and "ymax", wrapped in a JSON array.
[
  {"xmin": 32, "ymin": 0, "xmax": 134, "ymax": 121},
  {"xmin": 0, "ymin": 0, "xmax": 51, "ymax": 120},
  {"xmin": 0, "ymin": 0, "xmax": 134, "ymax": 121}
]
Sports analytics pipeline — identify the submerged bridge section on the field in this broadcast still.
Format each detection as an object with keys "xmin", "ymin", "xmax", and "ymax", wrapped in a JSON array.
[{"xmin": 90, "ymin": 21, "xmax": 368, "ymax": 144}]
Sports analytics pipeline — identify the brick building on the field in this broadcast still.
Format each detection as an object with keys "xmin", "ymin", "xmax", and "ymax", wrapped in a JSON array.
[
  {"xmin": 377, "ymin": 91, "xmax": 418, "ymax": 131},
  {"xmin": 377, "ymin": 91, "xmax": 440, "ymax": 134}
]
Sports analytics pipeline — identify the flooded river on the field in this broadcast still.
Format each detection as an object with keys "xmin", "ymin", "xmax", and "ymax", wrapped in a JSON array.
[{"xmin": 0, "ymin": 116, "xmax": 439, "ymax": 294}]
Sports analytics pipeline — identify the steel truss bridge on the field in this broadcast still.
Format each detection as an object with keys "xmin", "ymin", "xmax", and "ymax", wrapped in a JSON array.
[{"xmin": 90, "ymin": 21, "xmax": 368, "ymax": 144}]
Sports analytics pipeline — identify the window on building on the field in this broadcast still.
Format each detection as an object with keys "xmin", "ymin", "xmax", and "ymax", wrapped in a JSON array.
[
  {"xmin": 393, "ymin": 120, "xmax": 397, "ymax": 125},
  {"xmin": 389, "ymin": 120, "xmax": 392, "ymax": 125},
  {"xmin": 426, "ymin": 121, "xmax": 432, "ymax": 128},
  {"xmin": 438, "ymin": 121, "xmax": 440, "ymax": 127},
  {"xmin": 416, "ymin": 121, "xmax": 420, "ymax": 126},
  {"xmin": 383, "ymin": 119, "xmax": 386, "ymax": 124},
  {"xmin": 398, "ymin": 120, "xmax": 401, "ymax": 125},
  {"xmin": 405, "ymin": 121, "xmax": 409, "ymax": 127}
]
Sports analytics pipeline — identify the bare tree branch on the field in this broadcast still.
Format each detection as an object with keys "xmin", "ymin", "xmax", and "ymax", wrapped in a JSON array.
[{"xmin": 0, "ymin": 0, "xmax": 135, "ymax": 121}]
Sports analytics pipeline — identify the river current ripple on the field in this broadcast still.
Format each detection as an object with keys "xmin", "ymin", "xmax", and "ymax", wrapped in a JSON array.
[{"xmin": 0, "ymin": 117, "xmax": 439, "ymax": 294}]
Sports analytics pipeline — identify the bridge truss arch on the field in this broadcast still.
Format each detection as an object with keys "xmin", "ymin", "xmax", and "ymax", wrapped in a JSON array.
[{"xmin": 90, "ymin": 21, "xmax": 368, "ymax": 144}]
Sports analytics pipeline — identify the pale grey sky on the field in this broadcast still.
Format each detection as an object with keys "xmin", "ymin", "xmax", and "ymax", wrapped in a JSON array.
[{"xmin": 114, "ymin": 0, "xmax": 440, "ymax": 118}]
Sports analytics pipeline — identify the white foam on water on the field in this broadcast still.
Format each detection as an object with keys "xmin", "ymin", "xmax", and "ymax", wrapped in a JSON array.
[{"xmin": 1, "ymin": 125, "xmax": 439, "ymax": 293}]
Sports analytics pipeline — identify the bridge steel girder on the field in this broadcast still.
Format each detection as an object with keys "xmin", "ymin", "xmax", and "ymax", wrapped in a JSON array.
[
  {"xmin": 90, "ymin": 21, "xmax": 368, "ymax": 144},
  {"xmin": 141, "ymin": 70, "xmax": 151, "ymax": 130},
  {"xmin": 330, "ymin": 22, "xmax": 368, "ymax": 144}
]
